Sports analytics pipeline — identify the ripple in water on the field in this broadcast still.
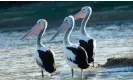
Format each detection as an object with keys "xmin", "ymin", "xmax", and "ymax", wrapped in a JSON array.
[{"xmin": 0, "ymin": 22, "xmax": 133, "ymax": 80}]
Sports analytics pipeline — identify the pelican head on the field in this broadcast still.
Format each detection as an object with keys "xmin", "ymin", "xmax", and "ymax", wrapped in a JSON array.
[
  {"xmin": 51, "ymin": 15, "xmax": 74, "ymax": 40},
  {"xmin": 20, "ymin": 19, "xmax": 48, "ymax": 40},
  {"xmin": 73, "ymin": 6, "xmax": 92, "ymax": 20}
]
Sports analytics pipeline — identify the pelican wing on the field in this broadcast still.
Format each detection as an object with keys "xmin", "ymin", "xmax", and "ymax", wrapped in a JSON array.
[
  {"xmin": 37, "ymin": 49, "xmax": 56, "ymax": 73},
  {"xmin": 66, "ymin": 46, "xmax": 89, "ymax": 69},
  {"xmin": 79, "ymin": 39, "xmax": 94, "ymax": 63}
]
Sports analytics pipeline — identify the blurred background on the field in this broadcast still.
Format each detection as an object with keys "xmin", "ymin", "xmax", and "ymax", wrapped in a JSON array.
[{"xmin": 1, "ymin": 1, "xmax": 133, "ymax": 28}]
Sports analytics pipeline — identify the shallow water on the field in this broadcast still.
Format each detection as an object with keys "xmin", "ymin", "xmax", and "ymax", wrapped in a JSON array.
[{"xmin": 0, "ymin": 22, "xmax": 133, "ymax": 80}]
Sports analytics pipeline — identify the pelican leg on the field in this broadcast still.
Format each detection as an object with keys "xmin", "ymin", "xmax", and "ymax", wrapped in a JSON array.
[
  {"xmin": 81, "ymin": 69, "xmax": 83, "ymax": 80},
  {"xmin": 41, "ymin": 70, "xmax": 44, "ymax": 78},
  {"xmin": 71, "ymin": 68, "xmax": 74, "ymax": 78},
  {"xmin": 92, "ymin": 61, "xmax": 94, "ymax": 67},
  {"xmin": 81, "ymin": 69, "xmax": 83, "ymax": 77},
  {"xmin": 50, "ymin": 73, "xmax": 53, "ymax": 77}
]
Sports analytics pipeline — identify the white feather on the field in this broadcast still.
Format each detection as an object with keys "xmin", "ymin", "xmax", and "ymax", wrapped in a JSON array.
[
  {"xmin": 35, "ymin": 51, "xmax": 43, "ymax": 68},
  {"xmin": 34, "ymin": 47, "xmax": 48, "ymax": 68},
  {"xmin": 79, "ymin": 35, "xmax": 92, "ymax": 42},
  {"xmin": 93, "ymin": 38, "xmax": 96, "ymax": 51},
  {"xmin": 38, "ymin": 45, "xmax": 48, "ymax": 52},
  {"xmin": 63, "ymin": 44, "xmax": 79, "ymax": 68}
]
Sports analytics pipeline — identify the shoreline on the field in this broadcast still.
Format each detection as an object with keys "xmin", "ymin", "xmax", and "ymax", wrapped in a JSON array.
[
  {"xmin": 1, "ymin": 10, "xmax": 133, "ymax": 28},
  {"xmin": 1, "ymin": 2, "xmax": 133, "ymax": 28},
  {"xmin": 100, "ymin": 53, "xmax": 133, "ymax": 68}
]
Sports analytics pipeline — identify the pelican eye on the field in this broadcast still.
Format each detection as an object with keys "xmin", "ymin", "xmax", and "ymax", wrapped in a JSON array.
[
  {"xmin": 65, "ymin": 20, "xmax": 68, "ymax": 21},
  {"xmin": 83, "ymin": 9, "xmax": 85, "ymax": 10}
]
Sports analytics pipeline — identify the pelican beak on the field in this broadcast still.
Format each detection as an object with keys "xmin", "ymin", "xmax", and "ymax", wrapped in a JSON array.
[
  {"xmin": 73, "ymin": 10, "xmax": 86, "ymax": 20},
  {"xmin": 51, "ymin": 21, "xmax": 69, "ymax": 40},
  {"xmin": 20, "ymin": 23, "xmax": 40, "ymax": 40}
]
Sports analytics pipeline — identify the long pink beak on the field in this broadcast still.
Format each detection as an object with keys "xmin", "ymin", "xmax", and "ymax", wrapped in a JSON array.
[
  {"xmin": 51, "ymin": 21, "xmax": 69, "ymax": 40},
  {"xmin": 20, "ymin": 23, "xmax": 41, "ymax": 40},
  {"xmin": 73, "ymin": 10, "xmax": 86, "ymax": 20}
]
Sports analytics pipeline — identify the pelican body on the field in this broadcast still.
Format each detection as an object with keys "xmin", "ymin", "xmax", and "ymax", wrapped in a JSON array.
[
  {"xmin": 74, "ymin": 6, "xmax": 96, "ymax": 66},
  {"xmin": 51, "ymin": 15, "xmax": 89, "ymax": 77},
  {"xmin": 21, "ymin": 19, "xmax": 56, "ymax": 78}
]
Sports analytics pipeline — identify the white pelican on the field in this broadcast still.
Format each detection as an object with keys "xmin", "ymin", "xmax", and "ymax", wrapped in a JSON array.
[
  {"xmin": 51, "ymin": 15, "xmax": 89, "ymax": 78},
  {"xmin": 73, "ymin": 6, "xmax": 96, "ymax": 67},
  {"xmin": 20, "ymin": 19, "xmax": 56, "ymax": 78}
]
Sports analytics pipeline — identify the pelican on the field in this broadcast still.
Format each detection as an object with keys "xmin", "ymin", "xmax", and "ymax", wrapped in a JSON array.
[
  {"xmin": 51, "ymin": 15, "xmax": 89, "ymax": 78},
  {"xmin": 20, "ymin": 19, "xmax": 56, "ymax": 78},
  {"xmin": 73, "ymin": 6, "xmax": 96, "ymax": 67}
]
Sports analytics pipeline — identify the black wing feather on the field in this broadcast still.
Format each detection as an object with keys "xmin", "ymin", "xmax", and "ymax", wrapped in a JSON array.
[
  {"xmin": 79, "ymin": 39, "xmax": 94, "ymax": 63},
  {"xmin": 66, "ymin": 46, "xmax": 89, "ymax": 69},
  {"xmin": 37, "ymin": 49, "xmax": 56, "ymax": 73}
]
